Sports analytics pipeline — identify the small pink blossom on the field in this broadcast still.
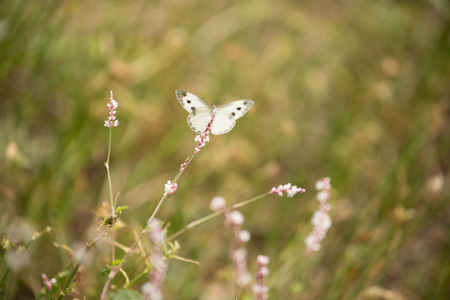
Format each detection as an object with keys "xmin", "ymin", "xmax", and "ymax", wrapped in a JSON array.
[
  {"xmin": 233, "ymin": 248, "xmax": 251, "ymax": 286},
  {"xmin": 214, "ymin": 196, "xmax": 251, "ymax": 287},
  {"xmin": 305, "ymin": 177, "xmax": 332, "ymax": 254},
  {"xmin": 269, "ymin": 183, "xmax": 306, "ymax": 197},
  {"xmin": 145, "ymin": 219, "xmax": 167, "ymax": 300},
  {"xmin": 104, "ymin": 90, "xmax": 119, "ymax": 128},
  {"xmin": 257, "ymin": 254, "xmax": 270, "ymax": 266},
  {"xmin": 193, "ymin": 115, "xmax": 215, "ymax": 154},
  {"xmin": 142, "ymin": 282, "xmax": 161, "ymax": 300},
  {"xmin": 228, "ymin": 210, "xmax": 244, "ymax": 225},
  {"xmin": 311, "ymin": 211, "xmax": 331, "ymax": 231},
  {"xmin": 210, "ymin": 196, "xmax": 226, "ymax": 211},
  {"xmin": 179, "ymin": 157, "xmax": 189, "ymax": 172},
  {"xmin": 164, "ymin": 180, "xmax": 178, "ymax": 195},
  {"xmin": 315, "ymin": 177, "xmax": 331, "ymax": 191},
  {"xmin": 253, "ymin": 254, "xmax": 270, "ymax": 300},
  {"xmin": 252, "ymin": 285, "xmax": 269, "ymax": 300},
  {"xmin": 239, "ymin": 230, "xmax": 251, "ymax": 243},
  {"xmin": 42, "ymin": 273, "xmax": 56, "ymax": 290},
  {"xmin": 259, "ymin": 266, "xmax": 269, "ymax": 276},
  {"xmin": 147, "ymin": 219, "xmax": 166, "ymax": 244}
]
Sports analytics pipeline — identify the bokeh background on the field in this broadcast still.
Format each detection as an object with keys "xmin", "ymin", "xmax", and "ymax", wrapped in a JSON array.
[{"xmin": 1, "ymin": 0, "xmax": 449, "ymax": 299}]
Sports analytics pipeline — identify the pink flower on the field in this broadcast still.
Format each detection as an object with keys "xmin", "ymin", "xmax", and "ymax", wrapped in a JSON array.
[
  {"xmin": 233, "ymin": 248, "xmax": 251, "ymax": 286},
  {"xmin": 269, "ymin": 183, "xmax": 306, "ymax": 197},
  {"xmin": 193, "ymin": 115, "xmax": 215, "ymax": 154},
  {"xmin": 210, "ymin": 196, "xmax": 226, "ymax": 211},
  {"xmin": 305, "ymin": 177, "xmax": 332, "ymax": 254},
  {"xmin": 257, "ymin": 255, "xmax": 270, "ymax": 266},
  {"xmin": 179, "ymin": 157, "xmax": 189, "ymax": 172},
  {"xmin": 104, "ymin": 90, "xmax": 119, "ymax": 128},
  {"xmin": 42, "ymin": 273, "xmax": 56, "ymax": 290},
  {"xmin": 239, "ymin": 230, "xmax": 251, "ymax": 243},
  {"xmin": 214, "ymin": 196, "xmax": 251, "ymax": 287},
  {"xmin": 253, "ymin": 254, "xmax": 270, "ymax": 300},
  {"xmin": 164, "ymin": 180, "xmax": 178, "ymax": 195},
  {"xmin": 228, "ymin": 210, "xmax": 244, "ymax": 225},
  {"xmin": 144, "ymin": 219, "xmax": 167, "ymax": 300}
]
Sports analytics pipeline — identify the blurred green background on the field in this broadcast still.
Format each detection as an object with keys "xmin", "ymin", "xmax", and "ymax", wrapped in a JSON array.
[{"xmin": 1, "ymin": 0, "xmax": 449, "ymax": 299}]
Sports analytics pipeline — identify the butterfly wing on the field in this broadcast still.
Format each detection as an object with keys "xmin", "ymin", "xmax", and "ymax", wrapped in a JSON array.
[
  {"xmin": 217, "ymin": 100, "xmax": 254, "ymax": 120},
  {"xmin": 187, "ymin": 107, "xmax": 213, "ymax": 134},
  {"xmin": 176, "ymin": 90, "xmax": 214, "ymax": 134},
  {"xmin": 211, "ymin": 109, "xmax": 236, "ymax": 135},
  {"xmin": 176, "ymin": 90, "xmax": 211, "ymax": 113},
  {"xmin": 211, "ymin": 100, "xmax": 254, "ymax": 135}
]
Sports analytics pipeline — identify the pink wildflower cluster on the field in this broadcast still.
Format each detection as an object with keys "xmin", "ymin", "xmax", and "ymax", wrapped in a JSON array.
[
  {"xmin": 305, "ymin": 177, "xmax": 332, "ymax": 254},
  {"xmin": 193, "ymin": 115, "xmax": 215, "ymax": 154},
  {"xmin": 252, "ymin": 255, "xmax": 270, "ymax": 300},
  {"xmin": 269, "ymin": 183, "xmax": 306, "ymax": 198},
  {"xmin": 163, "ymin": 180, "xmax": 178, "ymax": 195},
  {"xmin": 104, "ymin": 90, "xmax": 119, "ymax": 128},
  {"xmin": 179, "ymin": 157, "xmax": 189, "ymax": 172},
  {"xmin": 142, "ymin": 219, "xmax": 167, "ymax": 300},
  {"xmin": 42, "ymin": 273, "xmax": 56, "ymax": 290},
  {"xmin": 210, "ymin": 197, "xmax": 251, "ymax": 286}
]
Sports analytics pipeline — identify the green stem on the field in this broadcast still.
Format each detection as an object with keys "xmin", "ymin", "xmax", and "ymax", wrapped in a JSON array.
[
  {"xmin": 56, "ymin": 244, "xmax": 91, "ymax": 300},
  {"xmin": 124, "ymin": 266, "xmax": 150, "ymax": 288},
  {"xmin": 56, "ymin": 225, "xmax": 107, "ymax": 300},
  {"xmin": 105, "ymin": 127, "xmax": 116, "ymax": 262},
  {"xmin": 0, "ymin": 269, "xmax": 9, "ymax": 292},
  {"xmin": 166, "ymin": 193, "xmax": 270, "ymax": 242}
]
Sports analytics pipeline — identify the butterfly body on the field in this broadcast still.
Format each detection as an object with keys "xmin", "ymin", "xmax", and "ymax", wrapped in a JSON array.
[{"xmin": 176, "ymin": 90, "xmax": 253, "ymax": 135}]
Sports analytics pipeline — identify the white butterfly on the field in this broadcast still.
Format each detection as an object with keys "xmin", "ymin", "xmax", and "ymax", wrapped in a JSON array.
[{"xmin": 176, "ymin": 90, "xmax": 254, "ymax": 135}]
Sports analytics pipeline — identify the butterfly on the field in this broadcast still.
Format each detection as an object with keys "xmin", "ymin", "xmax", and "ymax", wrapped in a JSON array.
[{"xmin": 176, "ymin": 90, "xmax": 254, "ymax": 135}]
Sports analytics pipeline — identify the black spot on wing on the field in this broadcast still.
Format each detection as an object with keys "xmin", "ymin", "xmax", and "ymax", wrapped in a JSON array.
[
  {"xmin": 231, "ymin": 112, "xmax": 236, "ymax": 116},
  {"xmin": 187, "ymin": 100, "xmax": 191, "ymax": 104},
  {"xmin": 237, "ymin": 107, "xmax": 241, "ymax": 110},
  {"xmin": 176, "ymin": 90, "xmax": 187, "ymax": 98}
]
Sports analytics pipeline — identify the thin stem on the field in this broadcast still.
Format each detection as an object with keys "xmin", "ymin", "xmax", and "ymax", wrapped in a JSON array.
[
  {"xmin": 105, "ymin": 127, "xmax": 116, "ymax": 263},
  {"xmin": 124, "ymin": 266, "xmax": 150, "ymax": 288},
  {"xmin": 166, "ymin": 193, "xmax": 270, "ymax": 242},
  {"xmin": 283, "ymin": 256, "xmax": 309, "ymax": 300},
  {"xmin": 173, "ymin": 155, "xmax": 195, "ymax": 183},
  {"xmin": 56, "ymin": 224, "xmax": 107, "ymax": 300},
  {"xmin": 101, "ymin": 229, "xmax": 147, "ymax": 300},
  {"xmin": 55, "ymin": 245, "xmax": 90, "ymax": 300},
  {"xmin": 167, "ymin": 211, "xmax": 222, "ymax": 242},
  {"xmin": 0, "ymin": 269, "xmax": 9, "ymax": 293},
  {"xmin": 230, "ymin": 193, "xmax": 269, "ymax": 210},
  {"xmin": 147, "ymin": 193, "xmax": 169, "ymax": 226}
]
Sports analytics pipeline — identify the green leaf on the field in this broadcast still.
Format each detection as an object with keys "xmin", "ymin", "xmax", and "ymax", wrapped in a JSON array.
[
  {"xmin": 101, "ymin": 267, "xmax": 111, "ymax": 276},
  {"xmin": 115, "ymin": 206, "xmax": 129, "ymax": 214},
  {"xmin": 111, "ymin": 259, "xmax": 123, "ymax": 266},
  {"xmin": 110, "ymin": 289, "xmax": 143, "ymax": 300}
]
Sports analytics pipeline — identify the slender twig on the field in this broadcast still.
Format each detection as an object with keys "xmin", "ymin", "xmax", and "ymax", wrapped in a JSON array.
[
  {"xmin": 124, "ymin": 266, "xmax": 150, "ymax": 288},
  {"xmin": 100, "ymin": 229, "xmax": 146, "ymax": 299},
  {"xmin": 166, "ymin": 193, "xmax": 269, "ymax": 242},
  {"xmin": 105, "ymin": 127, "xmax": 116, "ymax": 263},
  {"xmin": 283, "ymin": 257, "xmax": 308, "ymax": 300},
  {"xmin": 56, "ymin": 224, "xmax": 108, "ymax": 300}
]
